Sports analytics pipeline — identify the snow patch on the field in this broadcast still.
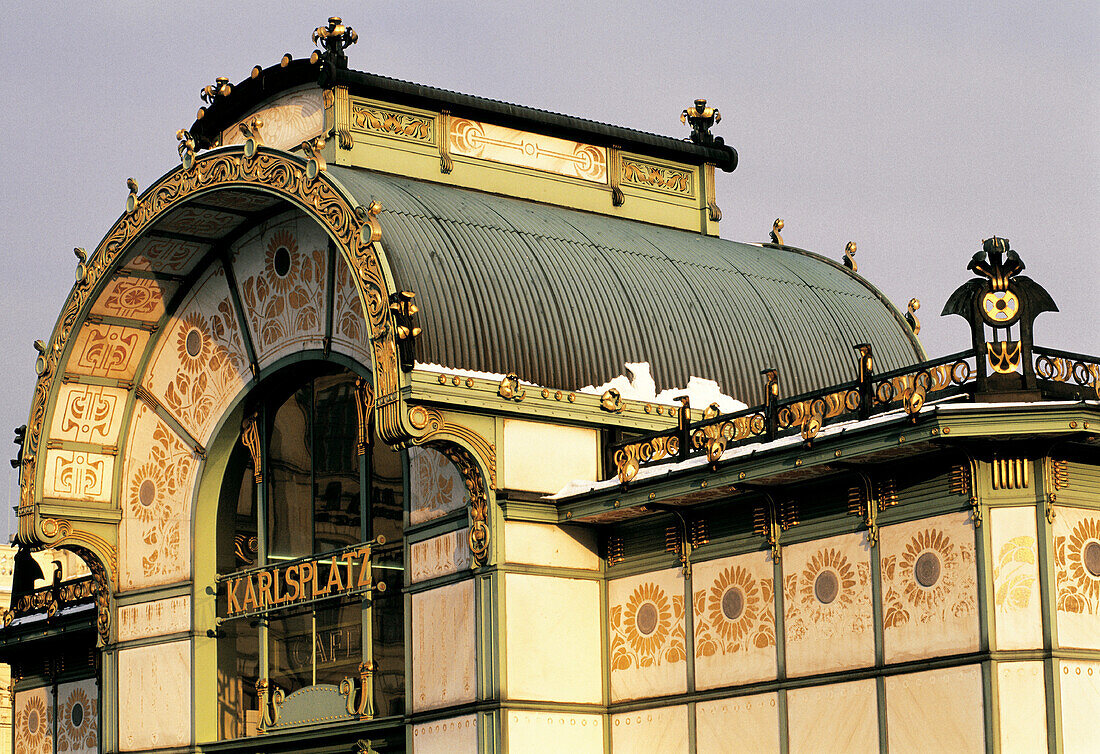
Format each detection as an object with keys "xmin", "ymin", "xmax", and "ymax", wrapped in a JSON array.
[{"xmin": 578, "ymin": 362, "xmax": 747, "ymax": 413}]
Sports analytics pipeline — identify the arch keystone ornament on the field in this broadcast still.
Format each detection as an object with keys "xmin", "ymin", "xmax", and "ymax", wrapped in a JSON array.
[{"xmin": 16, "ymin": 146, "xmax": 427, "ymax": 598}]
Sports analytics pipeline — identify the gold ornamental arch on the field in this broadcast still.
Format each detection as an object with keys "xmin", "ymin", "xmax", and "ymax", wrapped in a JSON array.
[{"xmin": 15, "ymin": 145, "xmax": 496, "ymax": 609}]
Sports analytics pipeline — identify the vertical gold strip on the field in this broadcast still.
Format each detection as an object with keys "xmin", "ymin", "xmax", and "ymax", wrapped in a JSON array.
[
  {"xmin": 705, "ymin": 163, "xmax": 722, "ymax": 222},
  {"xmin": 335, "ymin": 85, "xmax": 353, "ymax": 150},
  {"xmin": 992, "ymin": 458, "xmax": 1001, "ymax": 490},
  {"xmin": 439, "ymin": 110, "xmax": 454, "ymax": 174},
  {"xmin": 609, "ymin": 146, "xmax": 624, "ymax": 206},
  {"xmin": 1022, "ymin": 459, "xmax": 1029, "ymax": 489}
]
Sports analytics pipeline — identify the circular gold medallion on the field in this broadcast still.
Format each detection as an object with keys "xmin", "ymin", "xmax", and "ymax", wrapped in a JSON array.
[{"xmin": 981, "ymin": 289, "xmax": 1020, "ymax": 326}]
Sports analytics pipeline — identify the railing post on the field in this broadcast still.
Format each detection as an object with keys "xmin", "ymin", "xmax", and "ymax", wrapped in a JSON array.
[
  {"xmin": 675, "ymin": 396, "xmax": 691, "ymax": 458},
  {"xmin": 762, "ymin": 368, "xmax": 779, "ymax": 441},
  {"xmin": 855, "ymin": 343, "xmax": 874, "ymax": 419}
]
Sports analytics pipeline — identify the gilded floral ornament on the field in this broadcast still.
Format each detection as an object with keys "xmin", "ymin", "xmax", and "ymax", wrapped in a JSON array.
[
  {"xmin": 73, "ymin": 247, "xmax": 89, "ymax": 285},
  {"xmin": 1054, "ymin": 515, "xmax": 1100, "ymax": 614},
  {"xmin": 498, "ymin": 373, "xmax": 525, "ymax": 401},
  {"xmin": 680, "ymin": 98, "xmax": 723, "ymax": 146},
  {"xmin": 176, "ymin": 129, "xmax": 196, "ymax": 170},
  {"xmin": 769, "ymin": 218, "xmax": 784, "ymax": 245},
  {"xmin": 125, "ymin": 177, "xmax": 139, "ymax": 214},
  {"xmin": 843, "ymin": 241, "xmax": 858, "ymax": 272},
  {"xmin": 200, "ymin": 76, "xmax": 232, "ymax": 105},
  {"xmin": 311, "ymin": 16, "xmax": 358, "ymax": 71},
  {"xmin": 610, "ymin": 581, "xmax": 685, "ymax": 670},
  {"xmin": 600, "ymin": 388, "xmax": 624, "ymax": 413},
  {"xmin": 906, "ymin": 298, "xmax": 921, "ymax": 334},
  {"xmin": 694, "ymin": 565, "xmax": 775, "ymax": 659}
]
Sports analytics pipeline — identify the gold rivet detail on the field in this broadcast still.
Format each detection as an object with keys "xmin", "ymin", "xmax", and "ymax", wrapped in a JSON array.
[
  {"xmin": 795, "ymin": 459, "xmax": 802, "ymax": 466},
  {"xmin": 613, "ymin": 500, "xmax": 620, "ymax": 508},
  {"xmin": 834, "ymin": 450, "xmax": 842, "ymax": 457},
  {"xmin": 700, "ymin": 481, "xmax": 707, "ymax": 488},
  {"xmin": 1070, "ymin": 421, "xmax": 1078, "ymax": 429},
  {"xmin": 648, "ymin": 492, "xmax": 655, "ymax": 500},
  {"xmin": 739, "ymin": 472, "xmax": 746, "ymax": 479},
  {"xmin": 899, "ymin": 436, "xmax": 905, "ymax": 443},
  {"xmin": 451, "ymin": 375, "xmax": 460, "ymax": 386},
  {"xmin": 1084, "ymin": 422, "xmax": 1090, "ymax": 429},
  {"xmin": 465, "ymin": 377, "xmax": 473, "ymax": 388},
  {"xmin": 568, "ymin": 393, "xmax": 576, "ymax": 402},
  {"xmin": 931, "ymin": 428, "xmax": 939, "ymax": 435},
  {"xmin": 942, "ymin": 427, "xmax": 951, "ymax": 434},
  {"xmin": 555, "ymin": 391, "xmax": 563, "ymax": 401},
  {"xmin": 542, "ymin": 388, "xmax": 549, "ymax": 398},
  {"xmin": 645, "ymin": 404, "xmax": 652, "ymax": 414},
  {"xmin": 438, "ymin": 374, "xmax": 446, "ymax": 384},
  {"xmin": 566, "ymin": 511, "xmax": 572, "ymax": 519}
]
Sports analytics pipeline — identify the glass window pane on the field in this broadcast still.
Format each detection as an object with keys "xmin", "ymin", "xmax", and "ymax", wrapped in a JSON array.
[
  {"xmin": 313, "ymin": 600, "xmax": 363, "ymax": 686},
  {"xmin": 313, "ymin": 373, "xmax": 361, "ymax": 552},
  {"xmin": 269, "ymin": 611, "xmax": 314, "ymax": 694},
  {"xmin": 268, "ymin": 385, "xmax": 313, "ymax": 560},
  {"xmin": 217, "ymin": 617, "xmax": 259, "ymax": 739}
]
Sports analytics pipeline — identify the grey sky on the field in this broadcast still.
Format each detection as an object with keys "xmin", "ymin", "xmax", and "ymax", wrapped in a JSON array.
[{"xmin": 1, "ymin": 3, "xmax": 1096, "ymax": 539}]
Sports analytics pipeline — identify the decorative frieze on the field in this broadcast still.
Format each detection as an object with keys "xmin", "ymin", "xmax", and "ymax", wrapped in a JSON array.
[{"xmin": 621, "ymin": 158, "xmax": 695, "ymax": 197}]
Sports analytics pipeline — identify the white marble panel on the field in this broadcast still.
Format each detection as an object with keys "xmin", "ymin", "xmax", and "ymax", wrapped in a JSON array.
[
  {"xmin": 118, "ymin": 640, "xmax": 191, "ymax": 751},
  {"xmin": 411, "ymin": 529, "xmax": 471, "ymax": 583},
  {"xmin": 1059, "ymin": 660, "xmax": 1100, "ymax": 754},
  {"xmin": 693, "ymin": 551, "xmax": 777, "ymax": 689},
  {"xmin": 507, "ymin": 710, "xmax": 603, "ymax": 753},
  {"xmin": 221, "ymin": 89, "xmax": 325, "ymax": 152},
  {"xmin": 117, "ymin": 595, "xmax": 191, "ymax": 641},
  {"xmin": 409, "ymin": 445, "xmax": 467, "ymax": 525},
  {"xmin": 990, "ymin": 506, "xmax": 1043, "ymax": 649},
  {"xmin": 885, "ymin": 664, "xmax": 984, "ymax": 752},
  {"xmin": 412, "ymin": 714, "xmax": 478, "ymax": 754},
  {"xmin": 787, "ymin": 679, "xmax": 878, "ymax": 754},
  {"xmin": 608, "ymin": 567, "xmax": 687, "ymax": 702},
  {"xmin": 1052, "ymin": 506, "xmax": 1100, "ymax": 649},
  {"xmin": 504, "ymin": 521, "xmax": 599, "ymax": 570},
  {"xmin": 412, "ymin": 580, "xmax": 476, "ymax": 711},
  {"xmin": 880, "ymin": 512, "xmax": 979, "ymax": 662},
  {"xmin": 783, "ymin": 532, "xmax": 874, "ymax": 676},
  {"xmin": 505, "ymin": 573, "xmax": 601, "ymax": 703},
  {"xmin": 56, "ymin": 678, "xmax": 98, "ymax": 754},
  {"xmin": 696, "ymin": 693, "xmax": 780, "ymax": 753},
  {"xmin": 996, "ymin": 660, "xmax": 1047, "ymax": 753},
  {"xmin": 502, "ymin": 419, "xmax": 597, "ymax": 494},
  {"xmin": 611, "ymin": 705, "xmax": 688, "ymax": 754}
]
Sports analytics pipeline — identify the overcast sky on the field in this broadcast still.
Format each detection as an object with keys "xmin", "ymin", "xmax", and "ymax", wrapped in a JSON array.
[{"xmin": 0, "ymin": 3, "xmax": 1096, "ymax": 539}]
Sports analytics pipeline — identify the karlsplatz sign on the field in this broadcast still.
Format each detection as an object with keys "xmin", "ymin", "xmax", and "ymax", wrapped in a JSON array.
[{"xmin": 219, "ymin": 538, "xmax": 386, "ymax": 620}]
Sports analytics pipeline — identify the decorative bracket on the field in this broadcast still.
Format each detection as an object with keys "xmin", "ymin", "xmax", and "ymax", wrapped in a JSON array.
[
  {"xmin": 610, "ymin": 146, "xmax": 625, "ymax": 207},
  {"xmin": 354, "ymin": 378, "xmax": 375, "ymax": 455},
  {"xmin": 255, "ymin": 678, "xmax": 285, "ymax": 732},
  {"xmin": 389, "ymin": 291, "xmax": 421, "ymax": 372},
  {"xmin": 340, "ymin": 661, "xmax": 375, "ymax": 719},
  {"xmin": 240, "ymin": 412, "xmax": 263, "ymax": 484}
]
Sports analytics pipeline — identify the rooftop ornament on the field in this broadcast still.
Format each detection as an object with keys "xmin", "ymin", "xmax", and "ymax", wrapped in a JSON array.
[
  {"xmin": 844, "ymin": 241, "xmax": 858, "ymax": 271},
  {"xmin": 681, "ymin": 99, "xmax": 724, "ymax": 147},
  {"xmin": 770, "ymin": 218, "xmax": 785, "ymax": 245},
  {"xmin": 311, "ymin": 16, "xmax": 358, "ymax": 74}
]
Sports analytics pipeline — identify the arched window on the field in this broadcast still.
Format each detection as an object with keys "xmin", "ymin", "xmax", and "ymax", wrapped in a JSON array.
[{"xmin": 215, "ymin": 364, "xmax": 404, "ymax": 739}]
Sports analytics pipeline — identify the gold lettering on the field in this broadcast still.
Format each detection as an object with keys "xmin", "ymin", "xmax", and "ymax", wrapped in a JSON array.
[
  {"xmin": 325, "ymin": 556, "xmax": 345, "ymax": 593},
  {"xmin": 313, "ymin": 559, "xmax": 329, "ymax": 596},
  {"xmin": 271, "ymin": 566, "xmax": 286, "ymax": 603},
  {"xmin": 357, "ymin": 546, "xmax": 372, "ymax": 587},
  {"xmin": 301, "ymin": 561, "xmax": 315, "ymax": 600},
  {"xmin": 242, "ymin": 575, "xmax": 258, "ymax": 611},
  {"xmin": 257, "ymin": 571, "xmax": 273, "ymax": 608},
  {"xmin": 226, "ymin": 577, "xmax": 243, "ymax": 615},
  {"xmin": 285, "ymin": 564, "xmax": 302, "ymax": 602}
]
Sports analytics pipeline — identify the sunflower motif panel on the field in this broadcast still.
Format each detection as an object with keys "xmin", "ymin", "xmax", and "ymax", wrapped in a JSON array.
[
  {"xmin": 1058, "ymin": 660, "xmax": 1100, "ymax": 754},
  {"xmin": 692, "ymin": 551, "xmax": 777, "ymax": 689},
  {"xmin": 884, "ymin": 665, "xmax": 984, "ymax": 752},
  {"xmin": 56, "ymin": 679, "xmax": 98, "ymax": 754},
  {"xmin": 610, "ymin": 705, "xmax": 688, "ymax": 754},
  {"xmin": 13, "ymin": 686, "xmax": 52, "ymax": 754},
  {"xmin": 66, "ymin": 323, "xmax": 150, "ymax": 380},
  {"xmin": 782, "ymin": 533, "xmax": 874, "ymax": 676},
  {"xmin": 90, "ymin": 276, "xmax": 177, "ymax": 323},
  {"xmin": 141, "ymin": 263, "xmax": 250, "ymax": 445},
  {"xmin": 1052, "ymin": 506, "xmax": 1100, "ymax": 648},
  {"xmin": 788, "ymin": 678, "xmax": 879, "ymax": 753},
  {"xmin": 608, "ymin": 568, "xmax": 687, "ymax": 701},
  {"xmin": 409, "ymin": 446, "xmax": 466, "ymax": 525},
  {"xmin": 232, "ymin": 216, "xmax": 328, "ymax": 368},
  {"xmin": 119, "ymin": 402, "xmax": 199, "ymax": 590},
  {"xmin": 989, "ymin": 506, "xmax": 1042, "ymax": 649},
  {"xmin": 879, "ymin": 513, "xmax": 979, "ymax": 662},
  {"xmin": 331, "ymin": 257, "xmax": 374, "ymax": 367},
  {"xmin": 695, "ymin": 693, "xmax": 780, "ymax": 754}
]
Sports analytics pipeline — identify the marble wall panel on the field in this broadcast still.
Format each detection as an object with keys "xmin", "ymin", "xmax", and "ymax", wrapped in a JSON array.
[
  {"xmin": 996, "ymin": 661, "xmax": 1047, "ymax": 753},
  {"xmin": 67, "ymin": 323, "xmax": 150, "ymax": 381},
  {"xmin": 13, "ymin": 686, "xmax": 52, "ymax": 754},
  {"xmin": 506, "ymin": 711, "xmax": 603, "ymax": 753},
  {"xmin": 221, "ymin": 89, "xmax": 325, "ymax": 152},
  {"xmin": 884, "ymin": 664, "xmax": 984, "ymax": 752},
  {"xmin": 42, "ymin": 449, "xmax": 115, "ymax": 503},
  {"xmin": 409, "ymin": 446, "xmax": 466, "ymax": 526},
  {"xmin": 787, "ymin": 679, "xmax": 878, "ymax": 754},
  {"xmin": 880, "ymin": 512, "xmax": 979, "ymax": 662},
  {"xmin": 411, "ymin": 529, "xmax": 472, "ymax": 583},
  {"xmin": 90, "ymin": 276, "xmax": 176, "ymax": 322},
  {"xmin": 412, "ymin": 580, "xmax": 476, "ymax": 711},
  {"xmin": 118, "ymin": 640, "xmax": 191, "ymax": 751},
  {"xmin": 610, "ymin": 705, "xmax": 688, "ymax": 754},
  {"xmin": 990, "ymin": 506, "xmax": 1043, "ymax": 649},
  {"xmin": 608, "ymin": 568, "xmax": 687, "ymax": 702},
  {"xmin": 1052, "ymin": 506, "xmax": 1100, "ymax": 649},
  {"xmin": 56, "ymin": 679, "xmax": 98, "ymax": 754},
  {"xmin": 505, "ymin": 573, "xmax": 602, "ymax": 704},
  {"xmin": 1059, "ymin": 660, "xmax": 1100, "ymax": 754},
  {"xmin": 49, "ymin": 383, "xmax": 129, "ymax": 446},
  {"xmin": 119, "ymin": 402, "xmax": 199, "ymax": 590},
  {"xmin": 232, "ymin": 215, "xmax": 327, "ymax": 368},
  {"xmin": 141, "ymin": 263, "xmax": 250, "ymax": 445},
  {"xmin": 696, "ymin": 693, "xmax": 780, "ymax": 754},
  {"xmin": 123, "ymin": 235, "xmax": 207, "ymax": 275},
  {"xmin": 692, "ymin": 551, "xmax": 777, "ymax": 689},
  {"xmin": 330, "ymin": 260, "xmax": 374, "ymax": 368},
  {"xmin": 117, "ymin": 595, "xmax": 191, "ymax": 641},
  {"xmin": 503, "ymin": 521, "xmax": 599, "ymax": 571},
  {"xmin": 411, "ymin": 714, "xmax": 477, "ymax": 754},
  {"xmin": 783, "ymin": 532, "xmax": 874, "ymax": 676},
  {"xmin": 502, "ymin": 419, "xmax": 598, "ymax": 494}
]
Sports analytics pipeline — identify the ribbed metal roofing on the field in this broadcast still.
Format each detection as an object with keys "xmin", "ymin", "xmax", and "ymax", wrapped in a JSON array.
[{"xmin": 328, "ymin": 166, "xmax": 925, "ymax": 405}]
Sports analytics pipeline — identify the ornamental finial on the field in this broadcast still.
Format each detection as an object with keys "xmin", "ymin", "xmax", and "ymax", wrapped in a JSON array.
[
  {"xmin": 844, "ymin": 241, "xmax": 858, "ymax": 272},
  {"xmin": 311, "ymin": 16, "xmax": 358, "ymax": 70},
  {"xmin": 200, "ymin": 77, "xmax": 232, "ymax": 106},
  {"xmin": 770, "ymin": 218, "xmax": 785, "ymax": 245},
  {"xmin": 680, "ymin": 98, "xmax": 723, "ymax": 146}
]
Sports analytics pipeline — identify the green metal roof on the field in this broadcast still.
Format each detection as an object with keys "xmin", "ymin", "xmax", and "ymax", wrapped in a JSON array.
[{"xmin": 329, "ymin": 166, "xmax": 925, "ymax": 404}]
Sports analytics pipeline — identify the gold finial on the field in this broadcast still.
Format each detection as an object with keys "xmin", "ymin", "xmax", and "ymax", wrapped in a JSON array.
[
  {"xmin": 770, "ymin": 218, "xmax": 785, "ymax": 245},
  {"xmin": 844, "ymin": 241, "xmax": 858, "ymax": 272},
  {"xmin": 906, "ymin": 298, "xmax": 921, "ymax": 334},
  {"xmin": 240, "ymin": 118, "xmax": 265, "ymax": 159},
  {"xmin": 681, "ymin": 98, "xmax": 723, "ymax": 146},
  {"xmin": 280, "ymin": 53, "xmax": 293, "ymax": 67},
  {"xmin": 74, "ymin": 248, "xmax": 88, "ymax": 284},
  {"xmin": 311, "ymin": 17, "xmax": 358, "ymax": 70},
  {"xmin": 251, "ymin": 65, "xmax": 262, "ymax": 79},
  {"xmin": 300, "ymin": 135, "xmax": 326, "ymax": 180},
  {"xmin": 176, "ymin": 129, "xmax": 196, "ymax": 170},
  {"xmin": 125, "ymin": 178, "xmax": 139, "ymax": 214},
  {"xmin": 200, "ymin": 76, "xmax": 232, "ymax": 105}
]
